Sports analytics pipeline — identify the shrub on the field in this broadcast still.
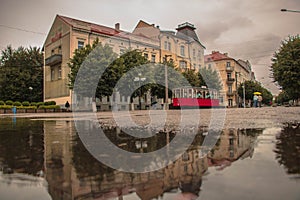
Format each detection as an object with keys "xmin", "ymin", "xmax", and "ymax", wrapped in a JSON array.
[
  {"xmin": 30, "ymin": 102, "xmax": 37, "ymax": 106},
  {"xmin": 36, "ymin": 102, "xmax": 44, "ymax": 108},
  {"xmin": 5, "ymin": 100, "xmax": 13, "ymax": 105},
  {"xmin": 38, "ymin": 105, "xmax": 60, "ymax": 109},
  {"xmin": 0, "ymin": 105, "xmax": 13, "ymax": 109},
  {"xmin": 44, "ymin": 101, "xmax": 56, "ymax": 106},
  {"xmin": 22, "ymin": 101, "xmax": 30, "ymax": 106},
  {"xmin": 13, "ymin": 101, "xmax": 22, "ymax": 106},
  {"xmin": 0, "ymin": 101, "xmax": 5, "ymax": 105},
  {"xmin": 24, "ymin": 106, "xmax": 37, "ymax": 109}
]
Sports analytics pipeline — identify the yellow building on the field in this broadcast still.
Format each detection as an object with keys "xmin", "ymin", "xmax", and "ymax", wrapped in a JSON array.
[
  {"xmin": 133, "ymin": 20, "xmax": 205, "ymax": 71},
  {"xmin": 43, "ymin": 15, "xmax": 160, "ymax": 107},
  {"xmin": 204, "ymin": 51, "xmax": 254, "ymax": 107}
]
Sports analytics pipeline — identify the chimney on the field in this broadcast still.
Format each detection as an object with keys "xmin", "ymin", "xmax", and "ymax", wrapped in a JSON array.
[
  {"xmin": 224, "ymin": 53, "xmax": 228, "ymax": 56},
  {"xmin": 115, "ymin": 23, "xmax": 120, "ymax": 30}
]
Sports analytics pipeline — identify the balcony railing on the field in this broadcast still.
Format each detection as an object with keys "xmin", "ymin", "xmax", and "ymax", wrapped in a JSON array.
[
  {"xmin": 45, "ymin": 54, "xmax": 62, "ymax": 66},
  {"xmin": 226, "ymin": 77, "xmax": 235, "ymax": 84},
  {"xmin": 226, "ymin": 66, "xmax": 234, "ymax": 72},
  {"xmin": 227, "ymin": 91, "xmax": 235, "ymax": 96}
]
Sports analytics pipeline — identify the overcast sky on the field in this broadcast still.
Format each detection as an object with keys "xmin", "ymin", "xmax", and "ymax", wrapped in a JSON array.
[{"xmin": 0, "ymin": 0, "xmax": 299, "ymax": 94}]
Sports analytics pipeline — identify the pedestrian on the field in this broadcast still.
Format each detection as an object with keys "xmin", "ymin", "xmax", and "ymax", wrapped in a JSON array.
[
  {"xmin": 253, "ymin": 94, "xmax": 258, "ymax": 107},
  {"xmin": 258, "ymin": 95, "xmax": 263, "ymax": 108},
  {"xmin": 65, "ymin": 101, "xmax": 70, "ymax": 111}
]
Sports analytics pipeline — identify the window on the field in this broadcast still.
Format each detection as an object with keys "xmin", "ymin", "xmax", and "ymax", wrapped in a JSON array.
[
  {"xmin": 144, "ymin": 53, "xmax": 148, "ymax": 59},
  {"xmin": 228, "ymin": 85, "xmax": 232, "ymax": 93},
  {"xmin": 208, "ymin": 64, "xmax": 212, "ymax": 69},
  {"xmin": 180, "ymin": 45, "xmax": 185, "ymax": 56},
  {"xmin": 227, "ymin": 73, "xmax": 232, "ymax": 79},
  {"xmin": 198, "ymin": 50, "xmax": 201, "ymax": 58},
  {"xmin": 168, "ymin": 42, "xmax": 171, "ymax": 51},
  {"xmin": 193, "ymin": 49, "xmax": 196, "ymax": 59},
  {"xmin": 78, "ymin": 41, "xmax": 84, "ymax": 49},
  {"xmin": 179, "ymin": 61, "xmax": 187, "ymax": 69},
  {"xmin": 164, "ymin": 41, "xmax": 168, "ymax": 50},
  {"xmin": 58, "ymin": 66, "xmax": 62, "ymax": 79},
  {"xmin": 151, "ymin": 54, "xmax": 156, "ymax": 62},
  {"xmin": 120, "ymin": 48, "xmax": 125, "ymax": 55},
  {"xmin": 226, "ymin": 62, "xmax": 231, "ymax": 67},
  {"xmin": 51, "ymin": 68, "xmax": 55, "ymax": 81}
]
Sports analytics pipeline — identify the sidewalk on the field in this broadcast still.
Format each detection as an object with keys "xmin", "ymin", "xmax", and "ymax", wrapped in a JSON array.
[{"xmin": 1, "ymin": 107, "xmax": 300, "ymax": 129}]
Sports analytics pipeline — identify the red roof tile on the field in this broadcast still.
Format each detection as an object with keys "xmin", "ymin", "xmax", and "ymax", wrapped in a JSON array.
[{"xmin": 204, "ymin": 51, "xmax": 233, "ymax": 62}]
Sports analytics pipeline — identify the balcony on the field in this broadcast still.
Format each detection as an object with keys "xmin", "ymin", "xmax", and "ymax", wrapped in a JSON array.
[
  {"xmin": 45, "ymin": 54, "xmax": 62, "ymax": 66},
  {"xmin": 227, "ymin": 91, "xmax": 235, "ymax": 96},
  {"xmin": 226, "ymin": 66, "xmax": 234, "ymax": 72},
  {"xmin": 226, "ymin": 77, "xmax": 235, "ymax": 84}
]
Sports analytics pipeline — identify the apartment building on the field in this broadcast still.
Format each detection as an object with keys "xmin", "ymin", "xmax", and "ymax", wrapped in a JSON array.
[
  {"xmin": 43, "ymin": 15, "xmax": 205, "ymax": 107},
  {"xmin": 133, "ymin": 20, "xmax": 205, "ymax": 71},
  {"xmin": 204, "ymin": 51, "xmax": 254, "ymax": 107}
]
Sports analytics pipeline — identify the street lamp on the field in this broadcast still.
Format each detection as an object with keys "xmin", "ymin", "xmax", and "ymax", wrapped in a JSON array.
[
  {"xmin": 29, "ymin": 87, "xmax": 33, "ymax": 103},
  {"xmin": 164, "ymin": 55, "xmax": 172, "ymax": 110},
  {"xmin": 242, "ymin": 81, "xmax": 246, "ymax": 108},
  {"xmin": 281, "ymin": 9, "xmax": 300, "ymax": 13},
  {"xmin": 134, "ymin": 73, "xmax": 146, "ymax": 110}
]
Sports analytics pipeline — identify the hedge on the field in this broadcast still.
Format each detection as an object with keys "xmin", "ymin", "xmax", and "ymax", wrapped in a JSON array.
[
  {"xmin": 13, "ymin": 101, "xmax": 22, "ymax": 106},
  {"xmin": 22, "ymin": 101, "xmax": 30, "ymax": 106},
  {"xmin": 0, "ymin": 105, "xmax": 13, "ymax": 109},
  {"xmin": 5, "ymin": 100, "xmax": 13, "ymax": 105},
  {"xmin": 38, "ymin": 105, "xmax": 60, "ymax": 109},
  {"xmin": 44, "ymin": 101, "xmax": 56, "ymax": 106}
]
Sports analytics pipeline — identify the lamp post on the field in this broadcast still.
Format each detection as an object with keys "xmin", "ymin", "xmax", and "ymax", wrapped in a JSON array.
[
  {"xmin": 134, "ymin": 73, "xmax": 146, "ymax": 110},
  {"xmin": 164, "ymin": 55, "xmax": 172, "ymax": 110},
  {"xmin": 242, "ymin": 81, "xmax": 246, "ymax": 108},
  {"xmin": 281, "ymin": 9, "xmax": 300, "ymax": 13},
  {"xmin": 29, "ymin": 87, "xmax": 33, "ymax": 103}
]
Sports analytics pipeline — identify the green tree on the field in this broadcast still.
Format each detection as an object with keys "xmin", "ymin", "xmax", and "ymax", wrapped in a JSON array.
[
  {"xmin": 0, "ymin": 46, "xmax": 43, "ymax": 102},
  {"xmin": 107, "ymin": 49, "xmax": 150, "ymax": 99},
  {"xmin": 149, "ymin": 59, "xmax": 182, "ymax": 99},
  {"xmin": 182, "ymin": 69, "xmax": 200, "ymax": 87},
  {"xmin": 270, "ymin": 35, "xmax": 300, "ymax": 100},
  {"xmin": 68, "ymin": 39, "xmax": 118, "ymax": 97},
  {"xmin": 275, "ymin": 90, "xmax": 290, "ymax": 104},
  {"xmin": 198, "ymin": 67, "xmax": 222, "ymax": 91},
  {"xmin": 68, "ymin": 39, "xmax": 151, "ymax": 99},
  {"xmin": 237, "ymin": 80, "xmax": 273, "ymax": 105}
]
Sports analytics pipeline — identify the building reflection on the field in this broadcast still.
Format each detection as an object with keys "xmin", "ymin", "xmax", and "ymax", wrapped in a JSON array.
[
  {"xmin": 207, "ymin": 129, "xmax": 260, "ymax": 170},
  {"xmin": 43, "ymin": 121, "xmax": 261, "ymax": 200}
]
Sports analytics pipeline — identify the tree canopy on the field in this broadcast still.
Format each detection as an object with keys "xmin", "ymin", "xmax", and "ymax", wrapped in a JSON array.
[
  {"xmin": 270, "ymin": 35, "xmax": 300, "ymax": 100},
  {"xmin": 237, "ymin": 80, "xmax": 273, "ymax": 105},
  {"xmin": 198, "ymin": 67, "xmax": 222, "ymax": 91},
  {"xmin": 0, "ymin": 46, "xmax": 43, "ymax": 102},
  {"xmin": 68, "ymin": 39, "xmax": 150, "ymax": 98}
]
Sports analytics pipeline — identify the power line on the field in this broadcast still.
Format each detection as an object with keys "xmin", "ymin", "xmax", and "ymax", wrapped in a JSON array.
[{"xmin": 0, "ymin": 24, "xmax": 46, "ymax": 35}]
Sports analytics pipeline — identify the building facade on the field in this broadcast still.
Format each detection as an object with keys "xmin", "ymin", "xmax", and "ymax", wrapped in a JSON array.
[
  {"xmin": 132, "ymin": 20, "xmax": 205, "ymax": 71},
  {"xmin": 43, "ymin": 15, "xmax": 205, "ymax": 108},
  {"xmin": 204, "ymin": 51, "xmax": 255, "ymax": 107}
]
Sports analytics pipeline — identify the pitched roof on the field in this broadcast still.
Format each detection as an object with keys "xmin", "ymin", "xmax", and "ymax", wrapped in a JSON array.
[
  {"xmin": 204, "ymin": 51, "xmax": 233, "ymax": 62},
  {"xmin": 58, "ymin": 15, "xmax": 122, "ymax": 36}
]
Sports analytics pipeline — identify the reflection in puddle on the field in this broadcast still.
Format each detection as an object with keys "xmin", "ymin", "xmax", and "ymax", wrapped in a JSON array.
[
  {"xmin": 0, "ymin": 118, "xmax": 299, "ymax": 199},
  {"xmin": 274, "ymin": 123, "xmax": 300, "ymax": 175}
]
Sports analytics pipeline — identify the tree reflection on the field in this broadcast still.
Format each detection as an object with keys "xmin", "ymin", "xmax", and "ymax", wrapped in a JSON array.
[
  {"xmin": 274, "ymin": 123, "xmax": 300, "ymax": 174},
  {"xmin": 0, "ymin": 118, "xmax": 44, "ymax": 175}
]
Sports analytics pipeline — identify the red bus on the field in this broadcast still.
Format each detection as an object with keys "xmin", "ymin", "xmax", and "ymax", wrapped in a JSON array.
[{"xmin": 171, "ymin": 86, "xmax": 220, "ymax": 108}]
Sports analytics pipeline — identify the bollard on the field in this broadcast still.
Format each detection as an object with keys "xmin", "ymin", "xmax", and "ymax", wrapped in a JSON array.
[{"xmin": 12, "ymin": 106, "xmax": 17, "ymax": 114}]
